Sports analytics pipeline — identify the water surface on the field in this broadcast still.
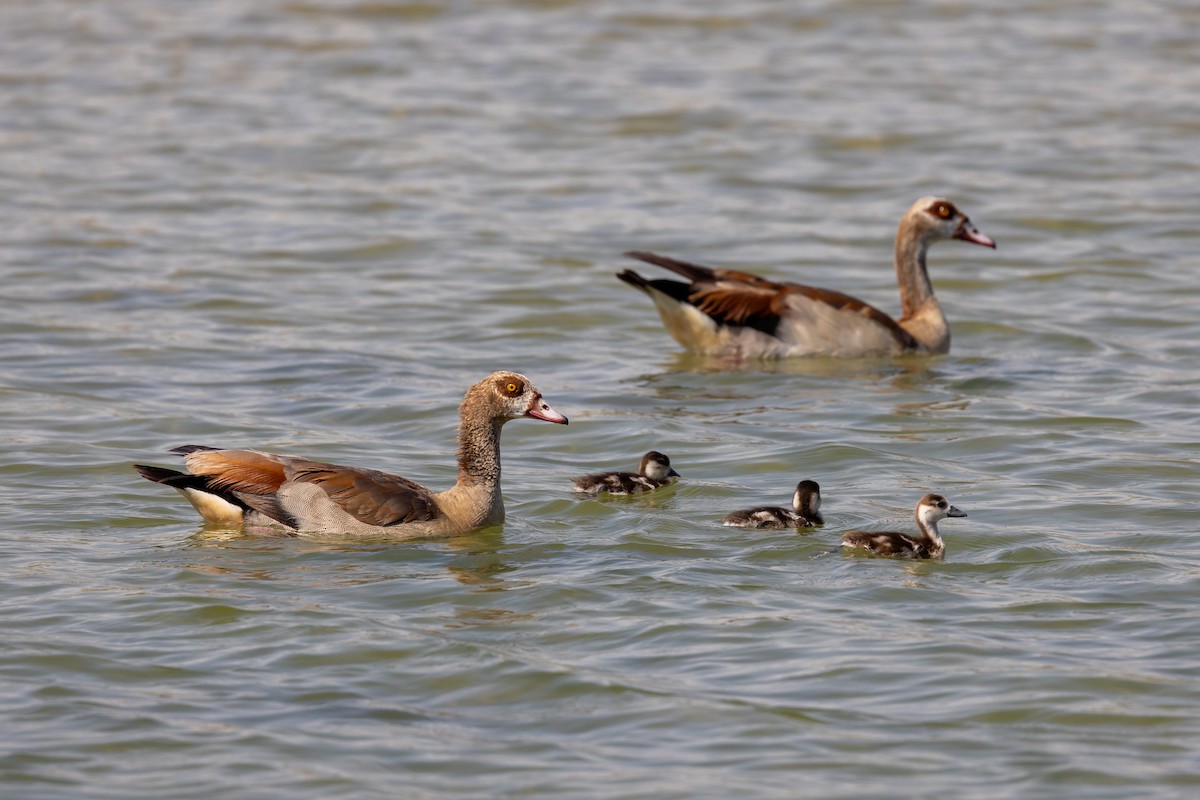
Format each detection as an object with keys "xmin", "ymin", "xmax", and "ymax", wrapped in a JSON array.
[{"xmin": 2, "ymin": 1, "xmax": 1200, "ymax": 798}]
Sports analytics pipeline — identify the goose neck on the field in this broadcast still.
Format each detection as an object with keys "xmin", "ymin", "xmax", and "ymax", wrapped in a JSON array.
[
  {"xmin": 895, "ymin": 225, "xmax": 935, "ymax": 317},
  {"xmin": 914, "ymin": 515, "xmax": 944, "ymax": 554},
  {"xmin": 456, "ymin": 414, "xmax": 503, "ymax": 488}
]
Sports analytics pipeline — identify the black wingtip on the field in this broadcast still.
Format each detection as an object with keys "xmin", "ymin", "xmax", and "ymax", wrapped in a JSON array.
[
  {"xmin": 622, "ymin": 250, "xmax": 717, "ymax": 282},
  {"xmin": 134, "ymin": 464, "xmax": 185, "ymax": 484},
  {"xmin": 169, "ymin": 444, "xmax": 220, "ymax": 456},
  {"xmin": 616, "ymin": 268, "xmax": 650, "ymax": 290}
]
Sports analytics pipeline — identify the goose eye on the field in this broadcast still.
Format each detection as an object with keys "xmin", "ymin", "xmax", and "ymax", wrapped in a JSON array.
[
  {"xmin": 497, "ymin": 379, "xmax": 524, "ymax": 397},
  {"xmin": 937, "ymin": 204, "xmax": 951, "ymax": 218}
]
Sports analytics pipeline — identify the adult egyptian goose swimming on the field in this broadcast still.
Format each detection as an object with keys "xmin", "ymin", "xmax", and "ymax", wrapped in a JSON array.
[
  {"xmin": 616, "ymin": 197, "xmax": 996, "ymax": 358},
  {"xmin": 723, "ymin": 479, "xmax": 823, "ymax": 529},
  {"xmin": 840, "ymin": 493, "xmax": 966, "ymax": 559},
  {"xmin": 571, "ymin": 450, "xmax": 680, "ymax": 495},
  {"xmin": 133, "ymin": 371, "xmax": 568, "ymax": 539}
]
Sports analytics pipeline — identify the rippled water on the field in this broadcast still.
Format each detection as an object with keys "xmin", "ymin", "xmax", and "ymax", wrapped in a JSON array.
[{"xmin": 3, "ymin": 1, "xmax": 1200, "ymax": 797}]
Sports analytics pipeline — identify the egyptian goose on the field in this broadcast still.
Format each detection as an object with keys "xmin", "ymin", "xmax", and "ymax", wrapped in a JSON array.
[
  {"xmin": 723, "ymin": 479, "xmax": 823, "ymax": 529},
  {"xmin": 571, "ymin": 450, "xmax": 680, "ymax": 495},
  {"xmin": 134, "ymin": 371, "xmax": 568, "ymax": 538},
  {"xmin": 840, "ymin": 493, "xmax": 967, "ymax": 559},
  {"xmin": 617, "ymin": 197, "xmax": 996, "ymax": 358}
]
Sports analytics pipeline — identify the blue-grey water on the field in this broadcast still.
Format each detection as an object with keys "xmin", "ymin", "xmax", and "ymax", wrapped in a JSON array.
[{"xmin": 3, "ymin": 1, "xmax": 1200, "ymax": 797}]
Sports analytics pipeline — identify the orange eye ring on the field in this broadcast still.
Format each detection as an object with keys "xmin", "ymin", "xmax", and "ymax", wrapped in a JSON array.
[
  {"xmin": 507, "ymin": 383, "xmax": 518, "ymax": 393},
  {"xmin": 938, "ymin": 204, "xmax": 951, "ymax": 218}
]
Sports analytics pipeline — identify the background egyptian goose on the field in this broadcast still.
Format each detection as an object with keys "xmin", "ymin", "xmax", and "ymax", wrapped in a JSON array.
[
  {"xmin": 134, "ymin": 371, "xmax": 568, "ymax": 539},
  {"xmin": 616, "ymin": 197, "xmax": 996, "ymax": 358},
  {"xmin": 840, "ymin": 493, "xmax": 967, "ymax": 559},
  {"xmin": 571, "ymin": 450, "xmax": 680, "ymax": 495},
  {"xmin": 723, "ymin": 479, "xmax": 823, "ymax": 529}
]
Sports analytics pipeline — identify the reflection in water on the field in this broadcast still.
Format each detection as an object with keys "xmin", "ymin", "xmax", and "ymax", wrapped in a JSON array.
[
  {"xmin": 636, "ymin": 350, "xmax": 944, "ymax": 403},
  {"xmin": 574, "ymin": 490, "xmax": 682, "ymax": 512},
  {"xmin": 639, "ymin": 349, "xmax": 1050, "ymax": 437},
  {"xmin": 655, "ymin": 350, "xmax": 934, "ymax": 382},
  {"xmin": 443, "ymin": 528, "xmax": 521, "ymax": 591},
  {"xmin": 184, "ymin": 526, "xmax": 532, "ymax": 627},
  {"xmin": 445, "ymin": 606, "xmax": 533, "ymax": 628},
  {"xmin": 630, "ymin": 350, "xmax": 959, "ymax": 428},
  {"xmin": 891, "ymin": 398, "xmax": 971, "ymax": 421},
  {"xmin": 178, "ymin": 523, "xmax": 519, "ymax": 590}
]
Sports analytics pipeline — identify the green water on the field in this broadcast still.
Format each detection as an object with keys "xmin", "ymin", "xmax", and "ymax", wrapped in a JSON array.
[{"xmin": 2, "ymin": 1, "xmax": 1199, "ymax": 798}]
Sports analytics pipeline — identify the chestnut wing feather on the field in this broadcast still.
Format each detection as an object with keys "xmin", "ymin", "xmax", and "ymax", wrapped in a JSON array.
[{"xmin": 183, "ymin": 449, "xmax": 289, "ymax": 495}]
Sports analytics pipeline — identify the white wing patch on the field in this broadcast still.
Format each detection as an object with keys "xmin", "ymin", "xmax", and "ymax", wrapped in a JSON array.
[{"xmin": 179, "ymin": 487, "xmax": 245, "ymax": 526}]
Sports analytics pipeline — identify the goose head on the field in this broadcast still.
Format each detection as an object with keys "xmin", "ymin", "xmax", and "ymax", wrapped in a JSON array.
[
  {"xmin": 915, "ymin": 492, "xmax": 967, "ymax": 529},
  {"xmin": 793, "ymin": 479, "xmax": 822, "ymax": 518},
  {"xmin": 908, "ymin": 197, "xmax": 996, "ymax": 249},
  {"xmin": 471, "ymin": 371, "xmax": 568, "ymax": 425},
  {"xmin": 639, "ymin": 451, "xmax": 680, "ymax": 481}
]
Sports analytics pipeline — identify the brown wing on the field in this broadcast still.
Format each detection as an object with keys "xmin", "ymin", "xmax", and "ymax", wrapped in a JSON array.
[
  {"xmin": 842, "ymin": 530, "xmax": 922, "ymax": 557},
  {"xmin": 622, "ymin": 251, "xmax": 792, "ymax": 336},
  {"xmin": 183, "ymin": 448, "xmax": 288, "ymax": 495},
  {"xmin": 284, "ymin": 460, "xmax": 443, "ymax": 527},
  {"xmin": 691, "ymin": 274, "xmax": 917, "ymax": 347},
  {"xmin": 624, "ymin": 251, "xmax": 915, "ymax": 347},
  {"xmin": 690, "ymin": 274, "xmax": 792, "ymax": 334},
  {"xmin": 180, "ymin": 448, "xmax": 442, "ymax": 528}
]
